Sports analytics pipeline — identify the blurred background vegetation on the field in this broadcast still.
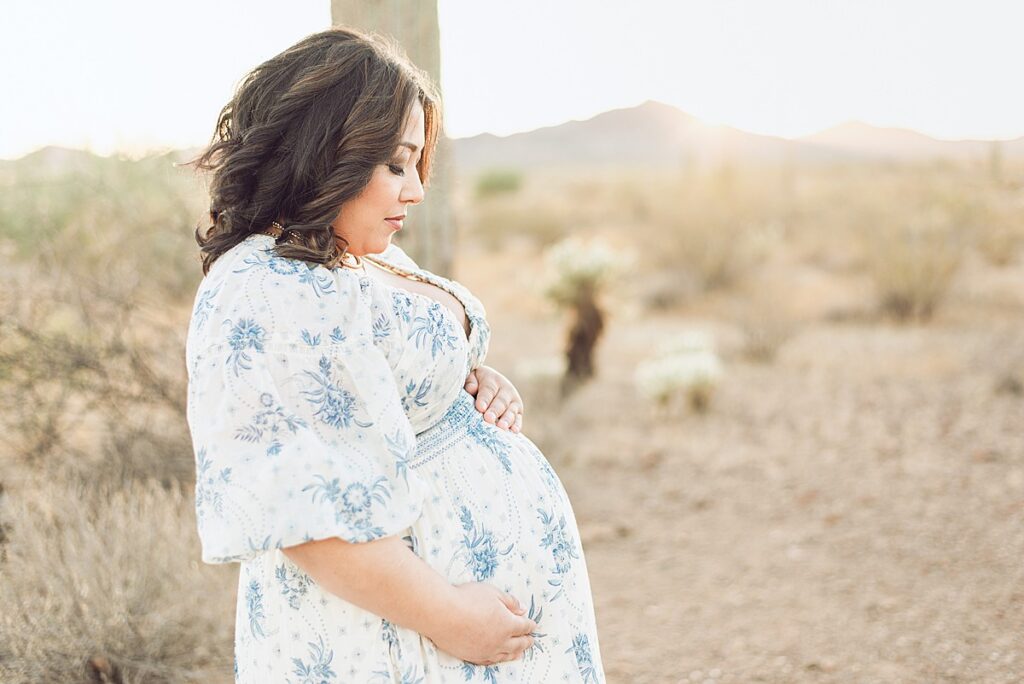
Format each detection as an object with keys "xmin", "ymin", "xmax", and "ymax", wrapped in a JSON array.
[{"xmin": 1, "ymin": 140, "xmax": 1023, "ymax": 681}]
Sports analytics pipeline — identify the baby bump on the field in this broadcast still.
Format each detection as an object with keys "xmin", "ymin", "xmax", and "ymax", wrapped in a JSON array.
[{"xmin": 408, "ymin": 391, "xmax": 587, "ymax": 607}]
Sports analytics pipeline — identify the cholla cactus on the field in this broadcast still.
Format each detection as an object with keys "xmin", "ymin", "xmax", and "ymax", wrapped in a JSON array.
[
  {"xmin": 540, "ymin": 237, "xmax": 629, "ymax": 395},
  {"xmin": 541, "ymin": 237, "xmax": 620, "ymax": 307},
  {"xmin": 634, "ymin": 331, "xmax": 723, "ymax": 412}
]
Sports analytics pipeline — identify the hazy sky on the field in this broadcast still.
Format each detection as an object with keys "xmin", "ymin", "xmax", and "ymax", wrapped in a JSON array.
[{"xmin": 3, "ymin": 0, "xmax": 1021, "ymax": 159}]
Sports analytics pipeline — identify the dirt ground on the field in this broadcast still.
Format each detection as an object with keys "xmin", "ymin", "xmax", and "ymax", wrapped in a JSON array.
[{"xmin": 463, "ymin": 243, "xmax": 1024, "ymax": 684}]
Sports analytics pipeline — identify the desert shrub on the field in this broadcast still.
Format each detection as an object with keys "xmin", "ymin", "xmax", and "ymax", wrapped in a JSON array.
[
  {"xmin": 0, "ymin": 153, "xmax": 202, "ymax": 299},
  {"xmin": 469, "ymin": 196, "xmax": 567, "ymax": 249},
  {"xmin": 474, "ymin": 168, "xmax": 522, "ymax": 198},
  {"xmin": 733, "ymin": 301, "xmax": 798, "ymax": 364},
  {"xmin": 0, "ymin": 476, "xmax": 235, "ymax": 683},
  {"xmin": 0, "ymin": 254, "xmax": 193, "ymax": 487},
  {"xmin": 634, "ymin": 331, "xmax": 724, "ymax": 413},
  {"xmin": 0, "ymin": 153, "xmax": 199, "ymax": 486},
  {"xmin": 970, "ymin": 194, "xmax": 1024, "ymax": 267},
  {"xmin": 862, "ymin": 210, "xmax": 964, "ymax": 322},
  {"xmin": 0, "ymin": 151, "xmax": 226, "ymax": 682},
  {"xmin": 640, "ymin": 167, "xmax": 784, "ymax": 293}
]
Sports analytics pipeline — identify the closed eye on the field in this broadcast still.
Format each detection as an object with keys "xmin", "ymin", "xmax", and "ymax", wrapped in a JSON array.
[{"xmin": 388, "ymin": 163, "xmax": 406, "ymax": 177}]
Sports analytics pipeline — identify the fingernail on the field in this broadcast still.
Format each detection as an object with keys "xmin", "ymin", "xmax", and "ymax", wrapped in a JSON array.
[
  {"xmin": 485, "ymin": 411, "xmax": 496, "ymax": 422},
  {"xmin": 498, "ymin": 419, "xmax": 509, "ymax": 429}
]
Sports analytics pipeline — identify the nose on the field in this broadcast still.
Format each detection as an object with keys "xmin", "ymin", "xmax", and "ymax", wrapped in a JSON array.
[{"xmin": 402, "ymin": 169, "xmax": 425, "ymax": 205}]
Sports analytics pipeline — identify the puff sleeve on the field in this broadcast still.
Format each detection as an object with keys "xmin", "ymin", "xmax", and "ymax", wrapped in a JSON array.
[{"xmin": 185, "ymin": 244, "xmax": 427, "ymax": 564}]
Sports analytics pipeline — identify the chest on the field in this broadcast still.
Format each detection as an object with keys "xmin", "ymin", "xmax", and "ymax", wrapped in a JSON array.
[{"xmin": 361, "ymin": 260, "xmax": 470, "ymax": 339}]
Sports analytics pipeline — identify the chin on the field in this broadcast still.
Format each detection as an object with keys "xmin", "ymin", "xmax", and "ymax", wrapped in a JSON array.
[{"xmin": 370, "ymin": 235, "xmax": 393, "ymax": 255}]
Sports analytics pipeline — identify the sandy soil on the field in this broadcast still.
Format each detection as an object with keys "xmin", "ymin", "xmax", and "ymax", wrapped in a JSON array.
[{"xmin": 461, "ymin": 244, "xmax": 1024, "ymax": 684}]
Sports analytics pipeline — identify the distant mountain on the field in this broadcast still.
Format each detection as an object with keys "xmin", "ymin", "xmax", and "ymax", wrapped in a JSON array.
[
  {"xmin": 799, "ymin": 121, "xmax": 1018, "ymax": 162},
  {"xmin": 0, "ymin": 145, "xmax": 99, "ymax": 176},
  {"xmin": 451, "ymin": 100, "xmax": 821, "ymax": 171},
  {"xmin": 7, "ymin": 105, "xmax": 1022, "ymax": 176},
  {"xmin": 451, "ymin": 100, "xmax": 1024, "ymax": 173}
]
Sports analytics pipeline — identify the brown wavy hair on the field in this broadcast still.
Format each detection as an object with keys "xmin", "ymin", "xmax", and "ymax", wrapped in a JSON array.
[{"xmin": 186, "ymin": 26, "xmax": 442, "ymax": 275}]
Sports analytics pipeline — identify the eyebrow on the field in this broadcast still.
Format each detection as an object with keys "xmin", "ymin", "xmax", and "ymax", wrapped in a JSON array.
[{"xmin": 398, "ymin": 141, "xmax": 420, "ymax": 153}]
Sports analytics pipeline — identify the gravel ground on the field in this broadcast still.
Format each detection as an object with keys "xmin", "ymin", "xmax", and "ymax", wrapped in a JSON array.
[{"xmin": 471, "ymin": 249, "xmax": 1024, "ymax": 684}]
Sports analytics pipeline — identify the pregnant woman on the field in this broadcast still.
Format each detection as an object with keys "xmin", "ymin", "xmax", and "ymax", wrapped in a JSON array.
[{"xmin": 185, "ymin": 26, "xmax": 605, "ymax": 683}]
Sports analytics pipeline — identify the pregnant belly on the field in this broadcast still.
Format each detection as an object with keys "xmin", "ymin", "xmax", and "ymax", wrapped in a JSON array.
[{"xmin": 408, "ymin": 390, "xmax": 583, "ymax": 598}]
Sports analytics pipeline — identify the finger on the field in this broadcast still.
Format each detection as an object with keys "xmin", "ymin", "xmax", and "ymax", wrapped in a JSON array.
[
  {"xmin": 475, "ymin": 379, "xmax": 500, "ymax": 414},
  {"xmin": 506, "ymin": 634, "xmax": 535, "ymax": 658},
  {"xmin": 496, "ymin": 400, "xmax": 522, "ymax": 430},
  {"xmin": 484, "ymin": 392, "xmax": 513, "ymax": 424},
  {"xmin": 498, "ymin": 592, "xmax": 523, "ymax": 615},
  {"xmin": 511, "ymin": 410, "xmax": 523, "ymax": 433},
  {"xmin": 464, "ymin": 370, "xmax": 478, "ymax": 392},
  {"xmin": 515, "ymin": 616, "xmax": 539, "ymax": 635}
]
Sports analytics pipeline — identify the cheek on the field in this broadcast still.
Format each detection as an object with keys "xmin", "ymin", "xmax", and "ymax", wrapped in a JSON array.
[{"xmin": 336, "ymin": 171, "xmax": 401, "ymax": 243}]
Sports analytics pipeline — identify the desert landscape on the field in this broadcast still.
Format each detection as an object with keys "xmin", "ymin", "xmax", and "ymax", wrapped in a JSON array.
[{"xmin": 1, "ymin": 101, "xmax": 1022, "ymax": 682}]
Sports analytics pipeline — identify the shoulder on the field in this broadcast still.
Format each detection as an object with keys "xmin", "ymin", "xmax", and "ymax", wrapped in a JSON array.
[{"xmin": 187, "ymin": 236, "xmax": 370, "ymax": 359}]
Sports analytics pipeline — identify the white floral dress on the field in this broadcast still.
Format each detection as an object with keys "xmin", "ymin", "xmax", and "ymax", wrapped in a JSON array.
[{"xmin": 185, "ymin": 234, "xmax": 605, "ymax": 683}]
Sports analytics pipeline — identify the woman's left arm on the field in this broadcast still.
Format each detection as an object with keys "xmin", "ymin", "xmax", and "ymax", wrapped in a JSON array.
[{"xmin": 464, "ymin": 365, "xmax": 524, "ymax": 433}]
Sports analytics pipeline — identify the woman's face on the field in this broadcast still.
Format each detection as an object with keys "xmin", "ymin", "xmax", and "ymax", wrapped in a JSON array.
[{"xmin": 332, "ymin": 100, "xmax": 426, "ymax": 256}]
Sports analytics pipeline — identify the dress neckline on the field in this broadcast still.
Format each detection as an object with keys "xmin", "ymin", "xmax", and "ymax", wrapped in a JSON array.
[
  {"xmin": 361, "ymin": 254, "xmax": 472, "ymax": 343},
  {"xmin": 244, "ymin": 233, "xmax": 475, "ymax": 345}
]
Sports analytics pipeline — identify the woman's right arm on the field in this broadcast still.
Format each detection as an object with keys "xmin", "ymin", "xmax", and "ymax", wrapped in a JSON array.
[
  {"xmin": 282, "ymin": 535, "xmax": 537, "ymax": 666},
  {"xmin": 187, "ymin": 261, "xmax": 533, "ymax": 662}
]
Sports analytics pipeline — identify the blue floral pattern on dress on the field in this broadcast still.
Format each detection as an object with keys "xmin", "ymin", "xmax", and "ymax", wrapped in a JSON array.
[
  {"xmin": 373, "ymin": 312, "xmax": 393, "ymax": 340},
  {"xmin": 392, "ymin": 291, "xmax": 414, "ymax": 323},
  {"xmin": 300, "ymin": 356, "xmax": 374, "ymax": 429},
  {"xmin": 453, "ymin": 506, "xmax": 513, "ymax": 581},
  {"xmin": 194, "ymin": 448, "xmax": 231, "ymax": 522},
  {"xmin": 566, "ymin": 633, "xmax": 600, "ymax": 683},
  {"xmin": 460, "ymin": 663, "xmax": 499, "ymax": 684},
  {"xmin": 235, "ymin": 392, "xmax": 307, "ymax": 458},
  {"xmin": 235, "ymin": 249, "xmax": 336, "ymax": 297},
  {"xmin": 225, "ymin": 318, "xmax": 266, "ymax": 376},
  {"xmin": 287, "ymin": 635, "xmax": 337, "ymax": 683},
  {"xmin": 246, "ymin": 579, "xmax": 266, "ymax": 638},
  {"xmin": 466, "ymin": 417, "xmax": 513, "ymax": 474},
  {"xmin": 538, "ymin": 507, "xmax": 581, "ymax": 601},
  {"xmin": 275, "ymin": 562, "xmax": 312, "ymax": 610},
  {"xmin": 401, "ymin": 377, "xmax": 432, "ymax": 413},
  {"xmin": 192, "ymin": 283, "xmax": 219, "ymax": 330},
  {"xmin": 303, "ymin": 475, "xmax": 392, "ymax": 541},
  {"xmin": 185, "ymin": 235, "xmax": 604, "ymax": 682},
  {"xmin": 386, "ymin": 429, "xmax": 414, "ymax": 485},
  {"xmin": 409, "ymin": 302, "xmax": 460, "ymax": 359},
  {"xmin": 523, "ymin": 594, "xmax": 548, "ymax": 660},
  {"xmin": 300, "ymin": 329, "xmax": 321, "ymax": 347}
]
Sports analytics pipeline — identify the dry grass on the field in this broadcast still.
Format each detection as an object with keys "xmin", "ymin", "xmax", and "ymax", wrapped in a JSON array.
[
  {"xmin": 862, "ymin": 217, "xmax": 964, "ymax": 322},
  {"xmin": 971, "ymin": 192, "xmax": 1024, "ymax": 267},
  {"xmin": 3, "ymin": 150, "xmax": 1024, "ymax": 682},
  {"xmin": 0, "ymin": 155, "xmax": 226, "ymax": 683},
  {"xmin": 0, "ymin": 474, "xmax": 235, "ymax": 683}
]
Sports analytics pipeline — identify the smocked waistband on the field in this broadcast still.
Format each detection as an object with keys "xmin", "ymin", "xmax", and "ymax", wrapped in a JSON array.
[{"xmin": 410, "ymin": 390, "xmax": 490, "ymax": 468}]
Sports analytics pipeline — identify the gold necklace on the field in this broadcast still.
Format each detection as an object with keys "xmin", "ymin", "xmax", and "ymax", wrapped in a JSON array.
[
  {"xmin": 261, "ymin": 221, "xmax": 364, "ymax": 270},
  {"xmin": 363, "ymin": 254, "xmax": 423, "ymax": 282}
]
